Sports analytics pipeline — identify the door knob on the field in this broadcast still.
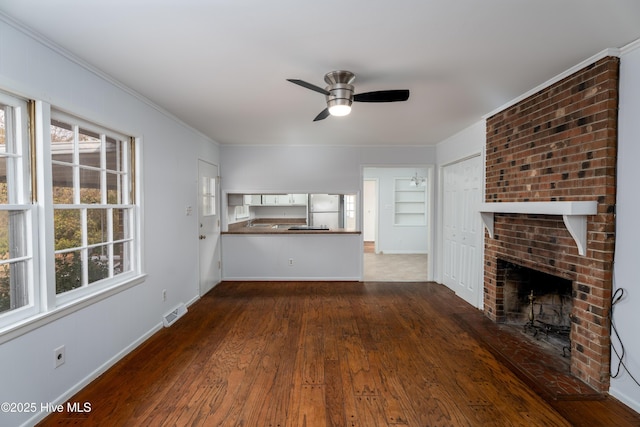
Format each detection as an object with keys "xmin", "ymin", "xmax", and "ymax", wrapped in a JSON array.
[{"xmin": 199, "ymin": 235, "xmax": 206, "ymax": 240}]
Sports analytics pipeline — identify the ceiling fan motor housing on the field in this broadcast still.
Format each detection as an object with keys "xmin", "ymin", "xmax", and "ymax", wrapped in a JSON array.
[
  {"xmin": 326, "ymin": 83, "xmax": 354, "ymax": 110},
  {"xmin": 324, "ymin": 71, "xmax": 355, "ymax": 114}
]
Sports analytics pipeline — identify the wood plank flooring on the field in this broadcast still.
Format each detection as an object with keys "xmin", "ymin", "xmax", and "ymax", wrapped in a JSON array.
[{"xmin": 38, "ymin": 281, "xmax": 640, "ymax": 426}]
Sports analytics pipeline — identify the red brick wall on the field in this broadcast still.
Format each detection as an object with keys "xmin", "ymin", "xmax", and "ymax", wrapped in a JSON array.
[{"xmin": 484, "ymin": 57, "xmax": 619, "ymax": 392}]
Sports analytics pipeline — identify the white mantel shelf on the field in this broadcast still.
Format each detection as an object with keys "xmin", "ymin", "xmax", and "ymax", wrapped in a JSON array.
[{"xmin": 479, "ymin": 201, "xmax": 598, "ymax": 256}]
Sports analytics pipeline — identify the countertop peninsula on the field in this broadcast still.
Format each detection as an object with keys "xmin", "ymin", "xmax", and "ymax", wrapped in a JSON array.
[{"xmin": 223, "ymin": 219, "xmax": 361, "ymax": 235}]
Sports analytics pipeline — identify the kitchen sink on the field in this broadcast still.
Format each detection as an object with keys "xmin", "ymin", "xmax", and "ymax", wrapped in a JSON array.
[
  {"xmin": 287, "ymin": 225, "xmax": 329, "ymax": 230},
  {"xmin": 248, "ymin": 223, "xmax": 273, "ymax": 227}
]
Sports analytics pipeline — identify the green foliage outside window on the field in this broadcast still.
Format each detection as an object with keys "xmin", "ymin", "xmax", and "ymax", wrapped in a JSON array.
[{"xmin": 54, "ymin": 186, "xmax": 112, "ymax": 294}]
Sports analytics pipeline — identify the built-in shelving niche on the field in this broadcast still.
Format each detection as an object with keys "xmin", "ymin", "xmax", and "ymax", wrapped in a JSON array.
[{"xmin": 394, "ymin": 178, "xmax": 427, "ymax": 226}]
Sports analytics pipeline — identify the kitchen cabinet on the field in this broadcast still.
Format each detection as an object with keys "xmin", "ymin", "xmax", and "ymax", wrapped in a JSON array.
[
  {"xmin": 234, "ymin": 193, "xmax": 309, "ymax": 206},
  {"xmin": 277, "ymin": 194, "xmax": 307, "ymax": 205},
  {"xmin": 253, "ymin": 194, "xmax": 308, "ymax": 206},
  {"xmin": 290, "ymin": 194, "xmax": 308, "ymax": 205},
  {"xmin": 244, "ymin": 195, "xmax": 263, "ymax": 205},
  {"xmin": 261, "ymin": 195, "xmax": 280, "ymax": 205}
]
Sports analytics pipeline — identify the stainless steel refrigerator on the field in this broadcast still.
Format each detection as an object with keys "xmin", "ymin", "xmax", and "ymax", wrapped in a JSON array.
[{"xmin": 309, "ymin": 194, "xmax": 343, "ymax": 229}]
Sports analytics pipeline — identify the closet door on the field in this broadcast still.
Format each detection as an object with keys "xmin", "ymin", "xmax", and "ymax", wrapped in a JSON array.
[{"xmin": 442, "ymin": 155, "xmax": 483, "ymax": 308}]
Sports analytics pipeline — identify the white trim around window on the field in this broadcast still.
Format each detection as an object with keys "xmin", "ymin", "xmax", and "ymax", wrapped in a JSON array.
[{"xmin": 0, "ymin": 98, "xmax": 145, "ymax": 344}]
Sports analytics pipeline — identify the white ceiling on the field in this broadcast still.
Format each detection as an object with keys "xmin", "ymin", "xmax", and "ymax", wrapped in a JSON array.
[{"xmin": 1, "ymin": 1, "xmax": 640, "ymax": 147}]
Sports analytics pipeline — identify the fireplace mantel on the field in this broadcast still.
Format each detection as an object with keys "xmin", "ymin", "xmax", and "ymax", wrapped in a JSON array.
[{"xmin": 479, "ymin": 201, "xmax": 598, "ymax": 256}]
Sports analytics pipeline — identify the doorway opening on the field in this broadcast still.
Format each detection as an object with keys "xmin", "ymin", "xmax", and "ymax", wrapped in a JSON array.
[{"xmin": 362, "ymin": 167, "xmax": 430, "ymax": 282}]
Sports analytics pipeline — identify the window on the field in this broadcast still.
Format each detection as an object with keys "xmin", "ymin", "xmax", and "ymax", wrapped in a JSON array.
[
  {"xmin": 0, "ymin": 92, "xmax": 34, "ymax": 323},
  {"xmin": 50, "ymin": 112, "xmax": 137, "ymax": 300},
  {"xmin": 201, "ymin": 176, "xmax": 216, "ymax": 216},
  {"xmin": 0, "ymin": 91, "xmax": 142, "ymax": 337},
  {"xmin": 344, "ymin": 194, "xmax": 356, "ymax": 229},
  {"xmin": 235, "ymin": 205, "xmax": 249, "ymax": 219}
]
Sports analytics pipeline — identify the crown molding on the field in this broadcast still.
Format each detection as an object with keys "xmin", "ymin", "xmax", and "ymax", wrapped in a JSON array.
[
  {"xmin": 620, "ymin": 37, "xmax": 640, "ymax": 55},
  {"xmin": 483, "ymin": 47, "xmax": 621, "ymax": 119},
  {"xmin": 0, "ymin": 11, "xmax": 218, "ymax": 146}
]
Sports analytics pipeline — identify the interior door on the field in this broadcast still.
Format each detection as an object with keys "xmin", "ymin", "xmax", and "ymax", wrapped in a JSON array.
[
  {"xmin": 442, "ymin": 156, "xmax": 483, "ymax": 307},
  {"xmin": 198, "ymin": 159, "xmax": 221, "ymax": 296},
  {"xmin": 363, "ymin": 179, "xmax": 377, "ymax": 244}
]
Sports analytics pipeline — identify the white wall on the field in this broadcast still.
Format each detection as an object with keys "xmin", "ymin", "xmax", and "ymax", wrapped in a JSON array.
[
  {"xmin": 433, "ymin": 121, "xmax": 486, "ymax": 284},
  {"xmin": 436, "ymin": 120, "xmax": 486, "ymax": 167},
  {"xmin": 610, "ymin": 40, "xmax": 640, "ymax": 413},
  {"xmin": 220, "ymin": 144, "xmax": 437, "ymax": 279},
  {"xmin": 219, "ymin": 145, "xmax": 437, "ymax": 230},
  {"xmin": 0, "ymin": 18, "xmax": 220, "ymax": 426},
  {"xmin": 221, "ymin": 145, "xmax": 363, "ymax": 194},
  {"xmin": 222, "ymin": 234, "xmax": 361, "ymax": 280},
  {"xmin": 220, "ymin": 144, "xmax": 437, "ymax": 194}
]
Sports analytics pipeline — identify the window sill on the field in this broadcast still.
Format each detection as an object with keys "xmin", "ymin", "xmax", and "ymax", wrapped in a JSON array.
[{"xmin": 0, "ymin": 274, "xmax": 147, "ymax": 345}]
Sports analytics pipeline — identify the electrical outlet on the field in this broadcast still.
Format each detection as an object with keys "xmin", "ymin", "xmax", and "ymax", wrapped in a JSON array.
[
  {"xmin": 54, "ymin": 345, "xmax": 65, "ymax": 368},
  {"xmin": 162, "ymin": 289, "xmax": 167, "ymax": 301},
  {"xmin": 288, "ymin": 258, "xmax": 294, "ymax": 266}
]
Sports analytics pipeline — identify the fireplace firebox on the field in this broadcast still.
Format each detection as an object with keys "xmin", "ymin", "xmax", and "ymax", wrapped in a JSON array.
[{"xmin": 501, "ymin": 260, "xmax": 573, "ymax": 356}]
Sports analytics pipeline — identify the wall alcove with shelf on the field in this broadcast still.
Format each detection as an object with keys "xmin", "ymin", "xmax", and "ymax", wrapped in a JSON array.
[{"xmin": 394, "ymin": 177, "xmax": 427, "ymax": 225}]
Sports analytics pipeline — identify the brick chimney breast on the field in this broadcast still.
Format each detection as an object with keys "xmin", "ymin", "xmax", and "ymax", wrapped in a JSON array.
[{"xmin": 483, "ymin": 56, "xmax": 619, "ymax": 392}]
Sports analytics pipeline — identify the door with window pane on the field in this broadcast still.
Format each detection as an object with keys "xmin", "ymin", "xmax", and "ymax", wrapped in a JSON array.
[{"xmin": 198, "ymin": 160, "xmax": 220, "ymax": 295}]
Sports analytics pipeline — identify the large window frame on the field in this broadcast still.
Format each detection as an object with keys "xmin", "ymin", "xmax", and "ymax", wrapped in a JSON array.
[
  {"xmin": 0, "ymin": 91, "xmax": 38, "ymax": 327},
  {"xmin": 49, "ymin": 110, "xmax": 140, "ymax": 306},
  {"xmin": 0, "ymin": 94, "xmax": 143, "ymax": 341}
]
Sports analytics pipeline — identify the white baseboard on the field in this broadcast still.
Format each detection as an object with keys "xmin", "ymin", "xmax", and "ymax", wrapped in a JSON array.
[{"xmin": 22, "ymin": 323, "xmax": 163, "ymax": 427}]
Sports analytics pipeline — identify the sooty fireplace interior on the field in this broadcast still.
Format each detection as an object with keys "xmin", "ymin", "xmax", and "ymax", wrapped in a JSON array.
[{"xmin": 501, "ymin": 260, "xmax": 573, "ymax": 356}]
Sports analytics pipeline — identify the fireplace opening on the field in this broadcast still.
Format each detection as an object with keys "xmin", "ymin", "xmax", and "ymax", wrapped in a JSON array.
[{"xmin": 501, "ymin": 260, "xmax": 573, "ymax": 357}]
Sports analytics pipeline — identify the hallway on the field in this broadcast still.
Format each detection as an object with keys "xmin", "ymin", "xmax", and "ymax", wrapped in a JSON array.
[{"xmin": 363, "ymin": 241, "xmax": 428, "ymax": 282}]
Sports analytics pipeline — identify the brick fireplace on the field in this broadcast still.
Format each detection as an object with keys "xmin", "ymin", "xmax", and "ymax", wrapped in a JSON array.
[{"xmin": 483, "ymin": 57, "xmax": 619, "ymax": 392}]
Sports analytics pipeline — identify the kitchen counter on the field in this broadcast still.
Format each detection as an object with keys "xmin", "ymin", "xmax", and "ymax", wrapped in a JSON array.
[
  {"xmin": 224, "ymin": 219, "xmax": 361, "ymax": 235},
  {"xmin": 222, "ymin": 223, "xmax": 362, "ymax": 280}
]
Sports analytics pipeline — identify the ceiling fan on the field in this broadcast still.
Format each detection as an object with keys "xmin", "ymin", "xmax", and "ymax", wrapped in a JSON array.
[{"xmin": 287, "ymin": 70, "xmax": 410, "ymax": 121}]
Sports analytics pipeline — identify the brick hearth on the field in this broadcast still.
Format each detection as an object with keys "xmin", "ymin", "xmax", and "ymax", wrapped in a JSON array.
[{"xmin": 483, "ymin": 57, "xmax": 619, "ymax": 392}]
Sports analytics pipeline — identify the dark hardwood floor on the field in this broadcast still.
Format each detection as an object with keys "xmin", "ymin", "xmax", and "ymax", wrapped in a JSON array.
[{"xmin": 38, "ymin": 281, "xmax": 640, "ymax": 426}]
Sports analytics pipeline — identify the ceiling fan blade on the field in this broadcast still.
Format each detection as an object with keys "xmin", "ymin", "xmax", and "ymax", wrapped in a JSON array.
[
  {"xmin": 354, "ymin": 89, "xmax": 410, "ymax": 103},
  {"xmin": 313, "ymin": 108, "xmax": 330, "ymax": 122},
  {"xmin": 287, "ymin": 79, "xmax": 330, "ymax": 96}
]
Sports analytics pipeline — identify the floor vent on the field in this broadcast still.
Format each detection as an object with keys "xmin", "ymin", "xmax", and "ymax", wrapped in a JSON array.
[{"xmin": 163, "ymin": 303, "xmax": 187, "ymax": 327}]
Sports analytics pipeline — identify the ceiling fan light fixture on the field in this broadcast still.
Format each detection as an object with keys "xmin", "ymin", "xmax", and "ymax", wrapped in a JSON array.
[
  {"xmin": 326, "ymin": 82, "xmax": 354, "ymax": 116},
  {"xmin": 287, "ymin": 70, "xmax": 409, "ymax": 121},
  {"xmin": 328, "ymin": 100, "xmax": 352, "ymax": 116}
]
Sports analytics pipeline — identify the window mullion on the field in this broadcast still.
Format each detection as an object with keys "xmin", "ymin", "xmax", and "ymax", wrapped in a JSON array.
[
  {"xmin": 72, "ymin": 125, "xmax": 80, "ymax": 205},
  {"xmin": 100, "ymin": 133, "xmax": 106, "ymax": 205},
  {"xmin": 81, "ymin": 208, "xmax": 88, "ymax": 287},
  {"xmin": 107, "ymin": 207, "xmax": 113, "ymax": 278}
]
